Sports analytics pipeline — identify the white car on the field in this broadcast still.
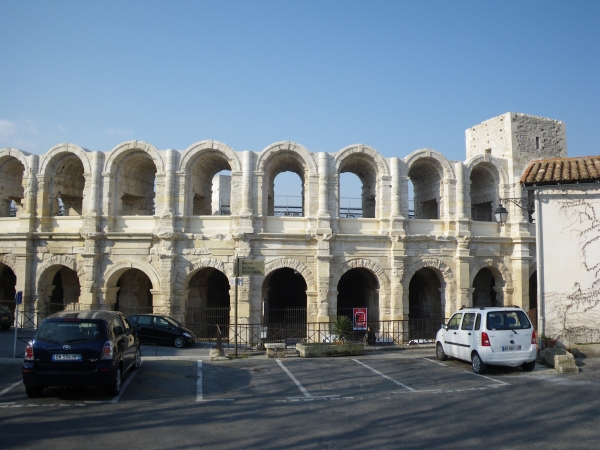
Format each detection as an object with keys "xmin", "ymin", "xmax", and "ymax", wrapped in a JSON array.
[{"xmin": 435, "ymin": 307, "xmax": 537, "ymax": 374}]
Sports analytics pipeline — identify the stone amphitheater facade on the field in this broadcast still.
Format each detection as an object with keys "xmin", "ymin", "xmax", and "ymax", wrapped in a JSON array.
[{"xmin": 0, "ymin": 112, "xmax": 567, "ymax": 328}]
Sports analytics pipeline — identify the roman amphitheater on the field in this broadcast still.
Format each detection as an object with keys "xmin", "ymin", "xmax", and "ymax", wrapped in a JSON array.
[{"xmin": 0, "ymin": 112, "xmax": 567, "ymax": 343}]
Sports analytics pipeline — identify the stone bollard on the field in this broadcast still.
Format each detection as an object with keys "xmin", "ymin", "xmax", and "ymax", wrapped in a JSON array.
[{"xmin": 541, "ymin": 348, "xmax": 579, "ymax": 374}]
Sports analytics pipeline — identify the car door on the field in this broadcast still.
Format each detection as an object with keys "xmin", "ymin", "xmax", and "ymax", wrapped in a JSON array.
[
  {"xmin": 152, "ymin": 316, "xmax": 175, "ymax": 344},
  {"xmin": 443, "ymin": 313, "xmax": 463, "ymax": 357},
  {"xmin": 456, "ymin": 313, "xmax": 476, "ymax": 361},
  {"xmin": 135, "ymin": 315, "xmax": 156, "ymax": 343}
]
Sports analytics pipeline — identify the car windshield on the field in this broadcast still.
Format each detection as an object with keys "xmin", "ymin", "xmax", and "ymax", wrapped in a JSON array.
[
  {"xmin": 486, "ymin": 311, "xmax": 531, "ymax": 330},
  {"xmin": 36, "ymin": 321, "xmax": 103, "ymax": 344}
]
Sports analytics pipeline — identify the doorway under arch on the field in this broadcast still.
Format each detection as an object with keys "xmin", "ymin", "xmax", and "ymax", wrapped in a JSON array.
[
  {"xmin": 185, "ymin": 267, "xmax": 231, "ymax": 338},
  {"xmin": 408, "ymin": 268, "xmax": 443, "ymax": 340},
  {"xmin": 472, "ymin": 268, "xmax": 498, "ymax": 307},
  {"xmin": 48, "ymin": 267, "xmax": 81, "ymax": 313},
  {"xmin": 115, "ymin": 268, "xmax": 153, "ymax": 315},
  {"xmin": 0, "ymin": 264, "xmax": 17, "ymax": 317},
  {"xmin": 337, "ymin": 268, "xmax": 380, "ymax": 323},
  {"xmin": 262, "ymin": 268, "xmax": 307, "ymax": 340}
]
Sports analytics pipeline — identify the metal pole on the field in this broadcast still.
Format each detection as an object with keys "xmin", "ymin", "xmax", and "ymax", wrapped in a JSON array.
[
  {"xmin": 234, "ymin": 257, "xmax": 239, "ymax": 357},
  {"xmin": 13, "ymin": 301, "xmax": 19, "ymax": 358}
]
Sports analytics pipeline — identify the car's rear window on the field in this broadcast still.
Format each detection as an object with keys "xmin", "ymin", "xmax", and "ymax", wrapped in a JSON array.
[
  {"xmin": 0, "ymin": 305, "xmax": 12, "ymax": 314},
  {"xmin": 36, "ymin": 321, "xmax": 103, "ymax": 344},
  {"xmin": 486, "ymin": 311, "xmax": 531, "ymax": 330}
]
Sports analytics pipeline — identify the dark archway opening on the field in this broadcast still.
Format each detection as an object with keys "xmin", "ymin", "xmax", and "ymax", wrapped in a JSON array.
[
  {"xmin": 49, "ymin": 267, "xmax": 81, "ymax": 313},
  {"xmin": 472, "ymin": 268, "xmax": 498, "ymax": 307},
  {"xmin": 262, "ymin": 268, "xmax": 307, "ymax": 341},
  {"xmin": 0, "ymin": 265, "xmax": 17, "ymax": 316},
  {"xmin": 185, "ymin": 268, "xmax": 231, "ymax": 338},
  {"xmin": 337, "ymin": 268, "xmax": 379, "ymax": 324},
  {"xmin": 408, "ymin": 268, "xmax": 442, "ymax": 340},
  {"xmin": 115, "ymin": 269, "xmax": 153, "ymax": 315}
]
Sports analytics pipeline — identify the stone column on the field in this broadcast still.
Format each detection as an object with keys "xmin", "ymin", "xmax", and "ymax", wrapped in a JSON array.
[
  {"xmin": 510, "ymin": 241, "xmax": 530, "ymax": 308},
  {"xmin": 19, "ymin": 155, "xmax": 38, "ymax": 232},
  {"xmin": 316, "ymin": 237, "xmax": 333, "ymax": 322},
  {"xmin": 316, "ymin": 152, "xmax": 331, "ymax": 234},
  {"xmin": 161, "ymin": 149, "xmax": 176, "ymax": 217},
  {"xmin": 390, "ymin": 158, "xmax": 406, "ymax": 235},
  {"xmin": 237, "ymin": 150, "xmax": 254, "ymax": 234}
]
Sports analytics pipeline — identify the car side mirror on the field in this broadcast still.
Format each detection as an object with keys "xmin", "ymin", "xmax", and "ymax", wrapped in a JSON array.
[{"xmin": 444, "ymin": 325, "xmax": 449, "ymax": 331}]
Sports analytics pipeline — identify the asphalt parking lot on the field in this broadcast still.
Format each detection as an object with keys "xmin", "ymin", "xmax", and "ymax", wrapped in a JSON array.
[{"xmin": 3, "ymin": 330, "xmax": 600, "ymax": 449}]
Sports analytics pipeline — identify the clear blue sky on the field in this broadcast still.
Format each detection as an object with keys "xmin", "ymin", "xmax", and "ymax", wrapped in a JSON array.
[{"xmin": 1, "ymin": 0, "xmax": 598, "ymax": 165}]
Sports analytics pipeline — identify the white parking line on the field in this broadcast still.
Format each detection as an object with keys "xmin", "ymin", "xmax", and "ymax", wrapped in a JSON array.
[
  {"xmin": 464, "ymin": 371, "xmax": 511, "ymax": 386},
  {"xmin": 423, "ymin": 357, "xmax": 447, "ymax": 367},
  {"xmin": 353, "ymin": 359, "xmax": 416, "ymax": 392},
  {"xmin": 110, "ymin": 360, "xmax": 144, "ymax": 404},
  {"xmin": 0, "ymin": 381, "xmax": 22, "ymax": 398},
  {"xmin": 276, "ymin": 359, "xmax": 314, "ymax": 398},
  {"xmin": 196, "ymin": 359, "xmax": 234, "ymax": 402}
]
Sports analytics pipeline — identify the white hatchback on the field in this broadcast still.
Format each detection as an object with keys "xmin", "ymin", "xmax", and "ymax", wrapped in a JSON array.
[{"xmin": 435, "ymin": 307, "xmax": 537, "ymax": 374}]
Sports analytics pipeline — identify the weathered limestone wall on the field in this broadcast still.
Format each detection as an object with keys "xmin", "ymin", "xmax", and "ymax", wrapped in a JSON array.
[{"xmin": 0, "ymin": 112, "xmax": 558, "ymax": 326}]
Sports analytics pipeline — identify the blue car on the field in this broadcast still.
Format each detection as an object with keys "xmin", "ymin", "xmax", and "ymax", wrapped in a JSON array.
[{"xmin": 22, "ymin": 310, "xmax": 140, "ymax": 398}]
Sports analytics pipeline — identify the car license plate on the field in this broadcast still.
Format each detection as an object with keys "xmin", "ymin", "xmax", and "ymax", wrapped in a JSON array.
[
  {"xmin": 501, "ymin": 345, "xmax": 521, "ymax": 351},
  {"xmin": 52, "ymin": 354, "xmax": 82, "ymax": 361}
]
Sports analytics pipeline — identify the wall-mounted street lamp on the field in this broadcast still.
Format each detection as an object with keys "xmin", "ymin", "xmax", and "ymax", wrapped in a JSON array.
[
  {"xmin": 494, "ymin": 197, "xmax": 536, "ymax": 226},
  {"xmin": 494, "ymin": 204, "xmax": 509, "ymax": 226}
]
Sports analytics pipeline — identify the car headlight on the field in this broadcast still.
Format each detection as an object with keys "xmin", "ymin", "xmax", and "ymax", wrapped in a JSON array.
[{"xmin": 182, "ymin": 333, "xmax": 191, "ymax": 338}]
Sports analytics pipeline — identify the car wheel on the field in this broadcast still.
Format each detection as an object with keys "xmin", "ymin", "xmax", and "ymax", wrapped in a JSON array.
[
  {"xmin": 522, "ymin": 360, "xmax": 536, "ymax": 372},
  {"xmin": 174, "ymin": 336, "xmax": 186, "ymax": 348},
  {"xmin": 472, "ymin": 352, "xmax": 487, "ymax": 374},
  {"xmin": 107, "ymin": 367, "xmax": 122, "ymax": 396},
  {"xmin": 436, "ymin": 343, "xmax": 448, "ymax": 361},
  {"xmin": 132, "ymin": 347, "xmax": 141, "ymax": 370},
  {"xmin": 25, "ymin": 385, "xmax": 44, "ymax": 398}
]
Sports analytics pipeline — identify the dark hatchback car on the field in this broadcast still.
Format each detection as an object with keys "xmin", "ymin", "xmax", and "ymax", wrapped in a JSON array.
[
  {"xmin": 0, "ymin": 305, "xmax": 14, "ymax": 331},
  {"xmin": 128, "ymin": 314, "xmax": 196, "ymax": 348},
  {"xmin": 22, "ymin": 310, "xmax": 140, "ymax": 398}
]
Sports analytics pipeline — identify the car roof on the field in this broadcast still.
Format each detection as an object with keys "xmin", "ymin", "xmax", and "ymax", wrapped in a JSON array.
[
  {"xmin": 457, "ymin": 307, "xmax": 525, "ymax": 312},
  {"xmin": 129, "ymin": 314, "xmax": 166, "ymax": 317},
  {"xmin": 46, "ymin": 310, "xmax": 121, "ymax": 320}
]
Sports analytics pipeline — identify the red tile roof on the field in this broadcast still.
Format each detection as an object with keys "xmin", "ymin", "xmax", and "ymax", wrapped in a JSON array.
[{"xmin": 521, "ymin": 156, "xmax": 600, "ymax": 186}]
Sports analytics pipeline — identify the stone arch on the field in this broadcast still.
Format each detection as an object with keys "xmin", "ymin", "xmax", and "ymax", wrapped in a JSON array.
[
  {"xmin": 333, "ymin": 144, "xmax": 390, "ymax": 177},
  {"xmin": 179, "ymin": 140, "xmax": 241, "ymax": 173},
  {"xmin": 404, "ymin": 149, "xmax": 455, "ymax": 220},
  {"xmin": 256, "ymin": 141, "xmax": 317, "ymax": 174},
  {"xmin": 465, "ymin": 154, "xmax": 510, "ymax": 186},
  {"xmin": 103, "ymin": 260, "xmax": 161, "ymax": 290},
  {"xmin": 256, "ymin": 142, "xmax": 317, "ymax": 217},
  {"xmin": 39, "ymin": 143, "xmax": 92, "ymax": 177},
  {"xmin": 264, "ymin": 258, "xmax": 316, "ymax": 290},
  {"xmin": 179, "ymin": 141, "xmax": 241, "ymax": 216},
  {"xmin": 104, "ymin": 141, "xmax": 162, "ymax": 217},
  {"xmin": 403, "ymin": 258, "xmax": 454, "ymax": 287},
  {"xmin": 0, "ymin": 149, "xmax": 30, "ymax": 217},
  {"xmin": 175, "ymin": 257, "xmax": 228, "ymax": 289},
  {"xmin": 35, "ymin": 255, "xmax": 84, "ymax": 306},
  {"xmin": 331, "ymin": 258, "xmax": 391, "ymax": 295},
  {"xmin": 404, "ymin": 148, "xmax": 455, "ymax": 180},
  {"xmin": 104, "ymin": 140, "xmax": 164, "ymax": 174},
  {"xmin": 0, "ymin": 254, "xmax": 18, "ymax": 274},
  {"xmin": 469, "ymin": 258, "xmax": 512, "ymax": 288},
  {"xmin": 334, "ymin": 145, "xmax": 390, "ymax": 219},
  {"xmin": 0, "ymin": 148, "xmax": 31, "ymax": 174},
  {"xmin": 38, "ymin": 143, "xmax": 91, "ymax": 218}
]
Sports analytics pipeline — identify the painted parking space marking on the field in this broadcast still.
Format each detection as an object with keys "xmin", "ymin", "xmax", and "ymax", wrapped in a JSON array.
[
  {"xmin": 353, "ymin": 359, "xmax": 416, "ymax": 392},
  {"xmin": 0, "ymin": 381, "xmax": 22, "ymax": 398},
  {"xmin": 196, "ymin": 359, "xmax": 234, "ymax": 402},
  {"xmin": 110, "ymin": 359, "xmax": 144, "ymax": 403},
  {"xmin": 464, "ymin": 370, "xmax": 511, "ymax": 386},
  {"xmin": 423, "ymin": 357, "xmax": 447, "ymax": 367},
  {"xmin": 275, "ymin": 359, "xmax": 342, "ymax": 401}
]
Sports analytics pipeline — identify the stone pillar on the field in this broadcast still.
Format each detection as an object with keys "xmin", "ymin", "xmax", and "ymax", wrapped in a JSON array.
[
  {"xmin": 161, "ymin": 149, "xmax": 176, "ymax": 217},
  {"xmin": 19, "ymin": 155, "xmax": 38, "ymax": 232},
  {"xmin": 101, "ymin": 172, "xmax": 115, "ymax": 232},
  {"xmin": 237, "ymin": 150, "xmax": 254, "ymax": 234},
  {"xmin": 390, "ymin": 237, "xmax": 406, "ymax": 320},
  {"xmin": 316, "ymin": 152, "xmax": 331, "ymax": 234},
  {"xmin": 390, "ymin": 158, "xmax": 406, "ymax": 235},
  {"xmin": 510, "ymin": 241, "xmax": 530, "ymax": 307},
  {"xmin": 316, "ymin": 237, "xmax": 333, "ymax": 322}
]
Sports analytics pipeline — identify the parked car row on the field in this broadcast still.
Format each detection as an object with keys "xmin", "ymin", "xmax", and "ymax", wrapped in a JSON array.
[
  {"xmin": 21, "ymin": 311, "xmax": 196, "ymax": 398},
  {"xmin": 0, "ymin": 305, "xmax": 14, "ymax": 331}
]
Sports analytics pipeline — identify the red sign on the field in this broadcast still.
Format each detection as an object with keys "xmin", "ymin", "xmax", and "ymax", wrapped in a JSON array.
[{"xmin": 353, "ymin": 308, "xmax": 367, "ymax": 331}]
